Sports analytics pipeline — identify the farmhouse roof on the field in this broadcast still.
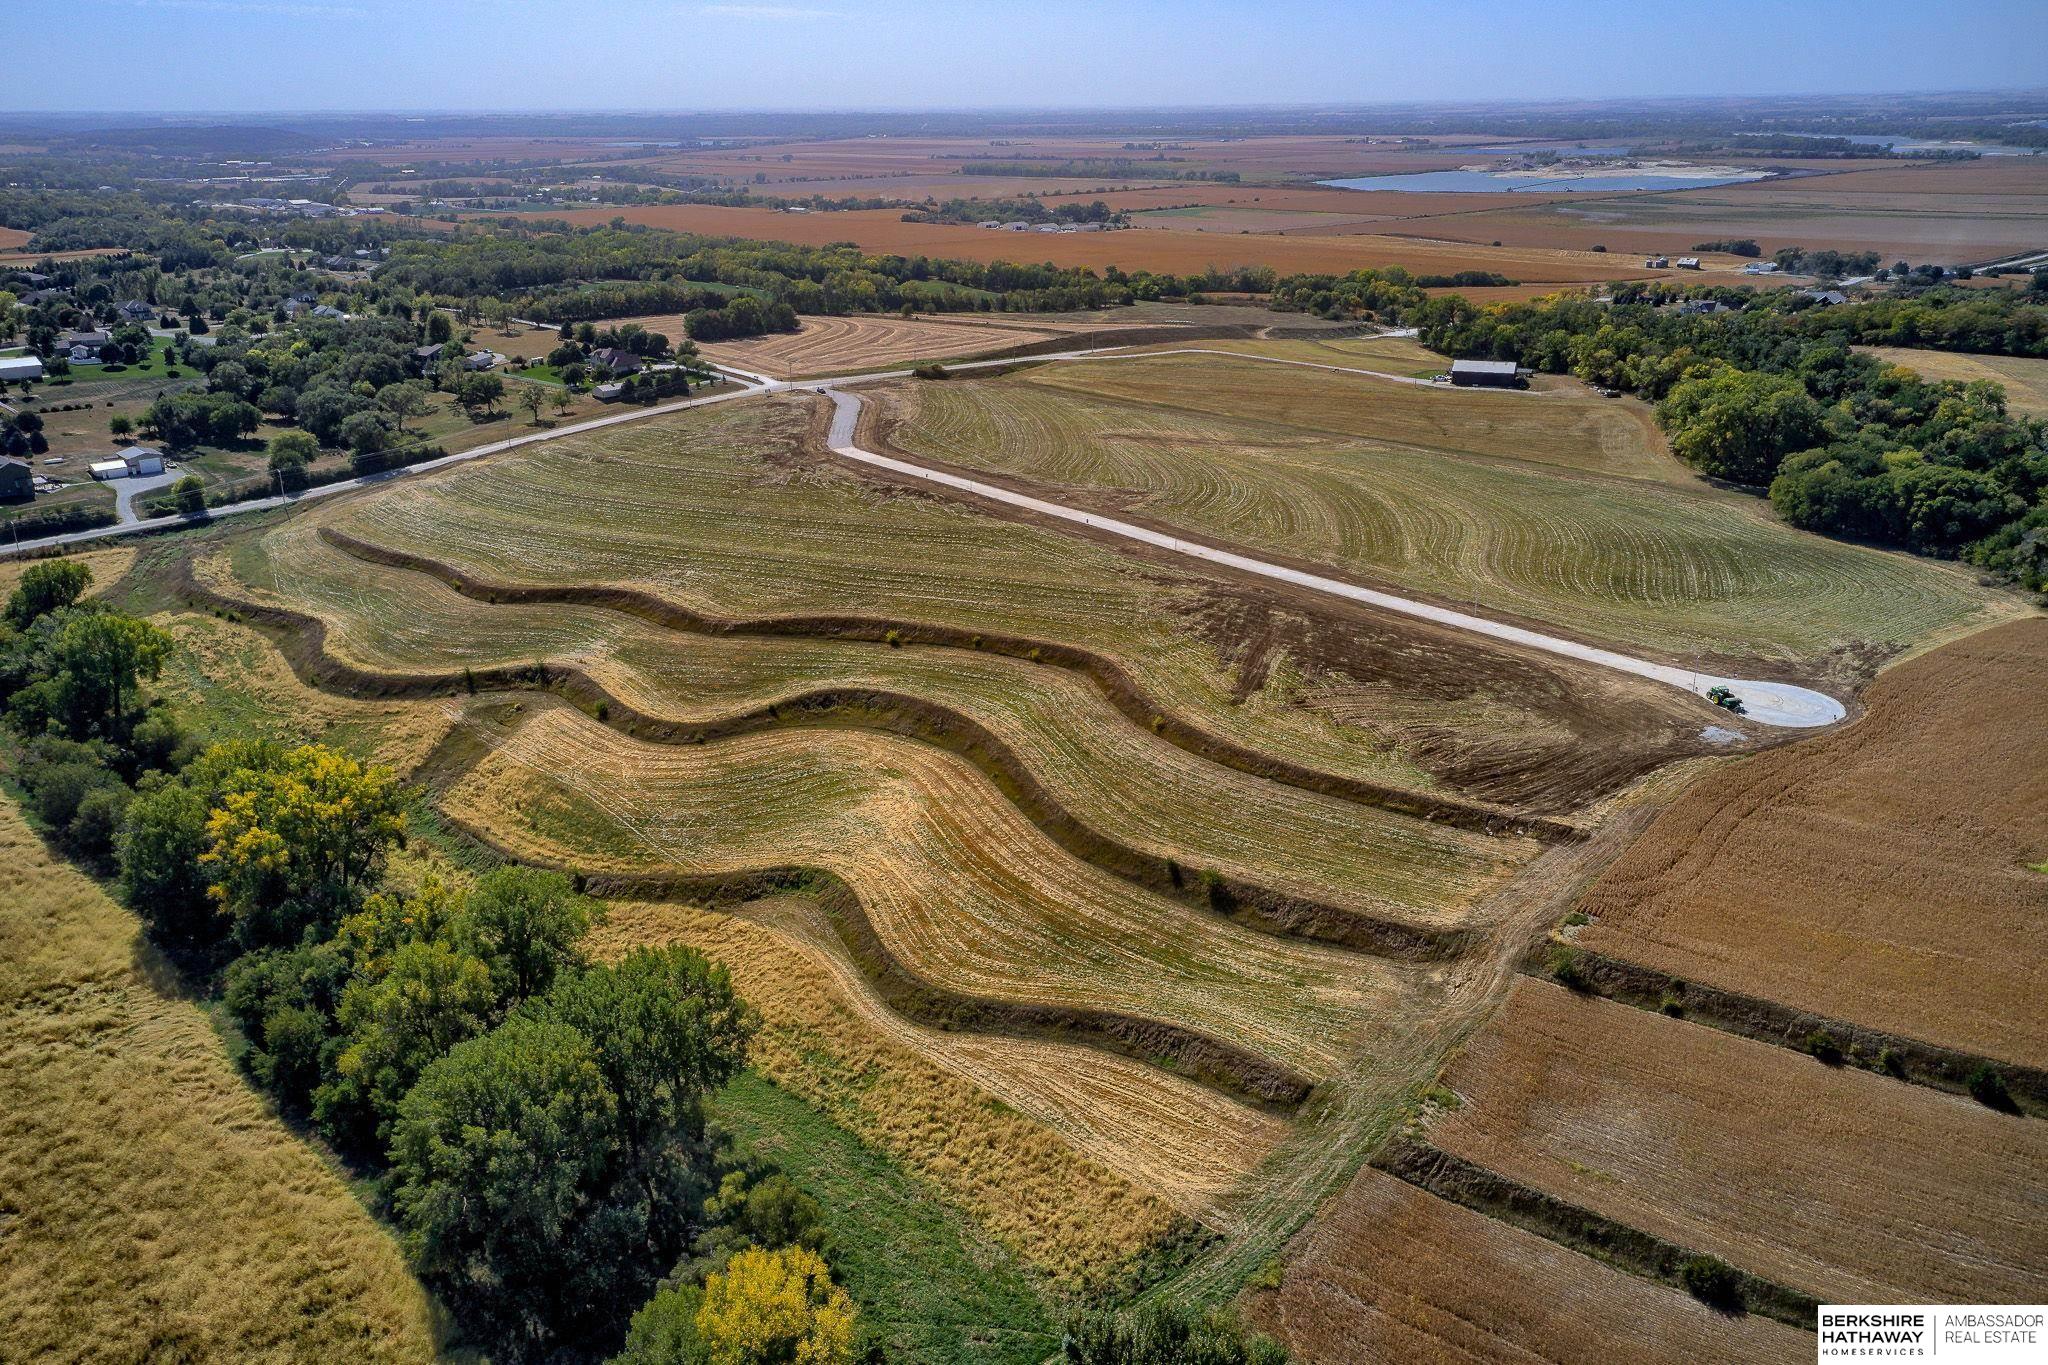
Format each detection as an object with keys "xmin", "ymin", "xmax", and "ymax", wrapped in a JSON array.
[{"xmin": 591, "ymin": 348, "xmax": 643, "ymax": 374}]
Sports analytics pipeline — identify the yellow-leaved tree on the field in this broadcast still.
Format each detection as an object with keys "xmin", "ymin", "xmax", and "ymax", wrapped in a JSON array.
[{"xmin": 694, "ymin": 1246, "xmax": 856, "ymax": 1365}]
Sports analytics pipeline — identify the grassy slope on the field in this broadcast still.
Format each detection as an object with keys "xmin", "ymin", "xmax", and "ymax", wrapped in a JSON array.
[
  {"xmin": 0, "ymin": 795, "xmax": 441, "ymax": 1363},
  {"xmin": 888, "ymin": 357, "xmax": 1993, "ymax": 666},
  {"xmin": 715, "ymin": 1073, "xmax": 1058, "ymax": 1365},
  {"xmin": 1858, "ymin": 345, "xmax": 2048, "ymax": 418}
]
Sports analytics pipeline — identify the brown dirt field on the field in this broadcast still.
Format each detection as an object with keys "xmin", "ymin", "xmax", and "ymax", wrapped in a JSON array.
[
  {"xmin": 1859, "ymin": 345, "xmax": 2048, "ymax": 417},
  {"xmin": 488, "ymin": 204, "xmax": 1681, "ymax": 282},
  {"xmin": 1577, "ymin": 617, "xmax": 2048, "ymax": 1067},
  {"xmin": 1249, "ymin": 1166, "xmax": 1807, "ymax": 1365},
  {"xmin": 0, "ymin": 226, "xmax": 30, "ymax": 251},
  {"xmin": 1428, "ymin": 978, "xmax": 2048, "ymax": 1304}
]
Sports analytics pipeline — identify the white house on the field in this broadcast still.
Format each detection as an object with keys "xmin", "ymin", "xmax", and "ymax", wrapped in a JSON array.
[
  {"xmin": 0, "ymin": 355, "xmax": 44, "ymax": 382},
  {"xmin": 94, "ymin": 445, "xmax": 165, "ymax": 479}
]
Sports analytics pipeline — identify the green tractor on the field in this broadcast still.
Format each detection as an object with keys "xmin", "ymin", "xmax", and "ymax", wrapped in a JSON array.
[{"xmin": 1705, "ymin": 685, "xmax": 1746, "ymax": 715}]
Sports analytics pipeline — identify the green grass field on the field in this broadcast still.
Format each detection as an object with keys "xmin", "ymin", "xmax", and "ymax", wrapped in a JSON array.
[{"xmin": 883, "ymin": 357, "xmax": 1995, "ymax": 669}]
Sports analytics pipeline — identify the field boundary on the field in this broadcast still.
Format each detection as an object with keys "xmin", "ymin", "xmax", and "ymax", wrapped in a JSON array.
[
  {"xmin": 1527, "ymin": 944, "xmax": 2048, "ymax": 1117},
  {"xmin": 1373, "ymin": 1136, "xmax": 1820, "ymax": 1330}
]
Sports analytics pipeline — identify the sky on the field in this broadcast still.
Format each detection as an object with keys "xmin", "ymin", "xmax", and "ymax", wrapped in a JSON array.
[{"xmin": 11, "ymin": 0, "xmax": 2048, "ymax": 113}]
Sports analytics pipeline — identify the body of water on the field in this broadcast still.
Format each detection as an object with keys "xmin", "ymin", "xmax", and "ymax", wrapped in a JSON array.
[
  {"xmin": 1785, "ymin": 131, "xmax": 2043, "ymax": 156},
  {"xmin": 1318, "ymin": 169, "xmax": 1768, "ymax": 194}
]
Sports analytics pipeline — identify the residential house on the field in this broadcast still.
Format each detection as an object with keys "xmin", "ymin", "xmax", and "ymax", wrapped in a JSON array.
[
  {"xmin": 0, "ymin": 456, "xmax": 31, "ymax": 502},
  {"xmin": 464, "ymin": 350, "xmax": 503, "ymax": 371},
  {"xmin": 310, "ymin": 304, "xmax": 346, "ymax": 319},
  {"xmin": 589, "ymin": 348, "xmax": 643, "ymax": 377},
  {"xmin": 411, "ymin": 342, "xmax": 449, "ymax": 374},
  {"xmin": 115, "ymin": 300, "xmax": 157, "ymax": 322},
  {"xmin": 1800, "ymin": 289, "xmax": 1849, "ymax": 307}
]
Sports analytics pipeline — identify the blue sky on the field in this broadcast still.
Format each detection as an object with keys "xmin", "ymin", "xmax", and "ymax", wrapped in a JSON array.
[{"xmin": 12, "ymin": 0, "xmax": 2047, "ymax": 113}]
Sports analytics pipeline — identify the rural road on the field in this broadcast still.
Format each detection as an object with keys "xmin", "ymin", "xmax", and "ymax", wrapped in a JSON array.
[
  {"xmin": 1, "ymin": 340, "xmax": 1846, "ymax": 727},
  {"xmin": 807, "ymin": 383, "xmax": 1844, "ymax": 728}
]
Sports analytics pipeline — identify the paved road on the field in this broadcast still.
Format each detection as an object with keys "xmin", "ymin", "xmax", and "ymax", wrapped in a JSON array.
[{"xmin": 1, "ymin": 340, "xmax": 1846, "ymax": 727}]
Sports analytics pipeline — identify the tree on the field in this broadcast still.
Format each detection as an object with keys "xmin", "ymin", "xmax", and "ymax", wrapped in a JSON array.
[
  {"xmin": 317, "ymin": 938, "xmax": 500, "ymax": 1153},
  {"xmin": 454, "ymin": 372, "xmax": 504, "ymax": 420},
  {"xmin": 461, "ymin": 866, "xmax": 603, "ymax": 1002},
  {"xmin": 424, "ymin": 310, "xmax": 454, "ymax": 344},
  {"xmin": 267, "ymin": 430, "xmax": 317, "ymax": 490},
  {"xmin": 518, "ymin": 384, "xmax": 546, "ymax": 425},
  {"xmin": 375, "ymin": 380, "xmax": 433, "ymax": 430},
  {"xmin": 172, "ymin": 475, "xmax": 206, "ymax": 515},
  {"xmin": 119, "ymin": 774, "xmax": 220, "ymax": 949},
  {"xmin": 5, "ymin": 559, "xmax": 91, "ymax": 627},
  {"xmin": 108, "ymin": 414, "xmax": 134, "ymax": 438},
  {"xmin": 695, "ymin": 1247, "xmax": 856, "ymax": 1365},
  {"xmin": 47, "ymin": 610, "xmax": 173, "ymax": 741},
  {"xmin": 339, "ymin": 409, "xmax": 392, "ymax": 457},
  {"xmin": 199, "ymin": 743, "xmax": 407, "ymax": 947},
  {"xmin": 1658, "ymin": 370, "xmax": 1826, "ymax": 485},
  {"xmin": 388, "ymin": 1015, "xmax": 624, "ymax": 1352},
  {"xmin": 530, "ymin": 945, "xmax": 752, "ymax": 1160},
  {"xmin": 549, "ymin": 387, "xmax": 574, "ymax": 419}
]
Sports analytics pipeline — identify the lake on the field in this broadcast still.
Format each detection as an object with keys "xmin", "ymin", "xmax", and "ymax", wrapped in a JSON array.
[{"xmin": 1318, "ymin": 169, "xmax": 1769, "ymax": 194}]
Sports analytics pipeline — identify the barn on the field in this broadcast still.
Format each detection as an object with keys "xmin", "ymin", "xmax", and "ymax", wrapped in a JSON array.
[{"xmin": 1447, "ymin": 359, "xmax": 1524, "ymax": 389}]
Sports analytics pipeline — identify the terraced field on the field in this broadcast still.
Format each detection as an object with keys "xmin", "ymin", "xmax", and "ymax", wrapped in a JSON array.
[
  {"xmin": 1578, "ymin": 617, "xmax": 2048, "ymax": 1067},
  {"xmin": 221, "ymin": 516, "xmax": 1531, "ymax": 927},
  {"xmin": 692, "ymin": 313, "xmax": 1143, "ymax": 379},
  {"xmin": 250, "ymin": 394, "xmax": 1714, "ymax": 813},
  {"xmin": 442, "ymin": 704, "xmax": 1420, "ymax": 1083},
  {"xmin": 873, "ymin": 356, "xmax": 1996, "ymax": 669},
  {"xmin": 1425, "ymin": 979, "xmax": 2048, "ymax": 1305}
]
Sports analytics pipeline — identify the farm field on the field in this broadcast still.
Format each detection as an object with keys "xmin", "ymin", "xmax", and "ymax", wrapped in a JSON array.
[
  {"xmin": 873, "ymin": 358, "xmax": 1998, "ymax": 671},
  {"xmin": 491, "ymin": 202, "xmax": 1701, "ymax": 283},
  {"xmin": 586, "ymin": 900, "xmax": 1201, "ymax": 1284},
  {"xmin": 222, "ymin": 517, "xmax": 1529, "ymax": 924},
  {"xmin": 1249, "ymin": 1166, "xmax": 1809, "ymax": 1365},
  {"xmin": 1576, "ymin": 617, "xmax": 2048, "ymax": 1067},
  {"xmin": 274, "ymin": 394, "xmax": 1725, "ymax": 813},
  {"xmin": 0, "ymin": 796, "xmax": 440, "ymax": 1362},
  {"xmin": 1859, "ymin": 345, "xmax": 2048, "ymax": 417},
  {"xmin": 1425, "ymin": 978, "xmax": 2048, "ymax": 1305},
  {"xmin": 1402, "ymin": 158, "xmax": 2048, "ymax": 261},
  {"xmin": 441, "ymin": 703, "xmax": 1420, "ymax": 1084},
  {"xmin": 689, "ymin": 313, "xmax": 1128, "ymax": 378}
]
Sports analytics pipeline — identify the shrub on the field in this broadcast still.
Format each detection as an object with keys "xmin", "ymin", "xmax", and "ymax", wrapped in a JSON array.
[
  {"xmin": 1804, "ymin": 1029, "xmax": 1844, "ymax": 1066},
  {"xmin": 1547, "ymin": 944, "xmax": 1588, "ymax": 991},
  {"xmin": 1968, "ymin": 1064, "xmax": 2017, "ymax": 1113},
  {"xmin": 1679, "ymin": 1254, "xmax": 1743, "ymax": 1309}
]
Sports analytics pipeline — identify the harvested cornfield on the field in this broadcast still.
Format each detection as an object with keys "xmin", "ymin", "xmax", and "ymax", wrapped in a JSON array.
[
  {"xmin": 1578, "ymin": 618, "xmax": 2048, "ymax": 1067},
  {"xmin": 153, "ymin": 610, "xmax": 458, "ymax": 772},
  {"xmin": 590, "ymin": 899, "xmax": 1278, "ymax": 1270},
  {"xmin": 282, "ymin": 396, "xmax": 1733, "ymax": 813},
  {"xmin": 0, "ymin": 797, "xmax": 439, "ymax": 1363},
  {"xmin": 1426, "ymin": 978, "xmax": 2048, "ymax": 1304},
  {"xmin": 219, "ymin": 519, "xmax": 1532, "ymax": 927},
  {"xmin": 1858, "ymin": 345, "xmax": 2048, "ymax": 419},
  {"xmin": 1250, "ymin": 1167, "xmax": 1807, "ymax": 1365},
  {"xmin": 876, "ymin": 359, "xmax": 1996, "ymax": 669},
  {"xmin": 443, "ymin": 704, "xmax": 1420, "ymax": 1082},
  {"xmin": 693, "ymin": 314, "xmax": 1098, "ymax": 379}
]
